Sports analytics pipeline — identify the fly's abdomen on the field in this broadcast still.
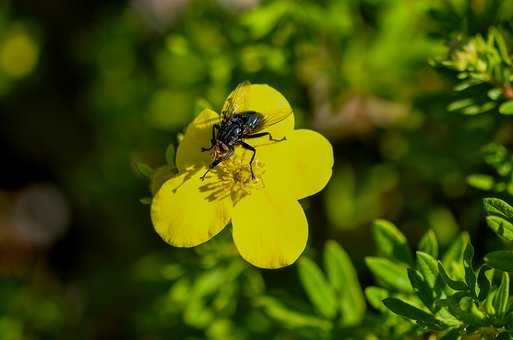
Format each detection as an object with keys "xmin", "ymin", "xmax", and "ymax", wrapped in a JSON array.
[{"xmin": 241, "ymin": 111, "xmax": 264, "ymax": 133}]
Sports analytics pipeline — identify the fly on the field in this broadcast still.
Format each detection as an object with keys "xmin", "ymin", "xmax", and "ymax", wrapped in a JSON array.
[{"xmin": 200, "ymin": 81, "xmax": 291, "ymax": 181}]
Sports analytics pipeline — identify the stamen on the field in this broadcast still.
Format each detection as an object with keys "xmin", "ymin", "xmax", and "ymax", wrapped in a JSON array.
[{"xmin": 216, "ymin": 157, "xmax": 265, "ymax": 203}]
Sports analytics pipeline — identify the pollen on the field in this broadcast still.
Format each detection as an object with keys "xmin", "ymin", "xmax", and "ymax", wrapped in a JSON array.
[{"xmin": 219, "ymin": 156, "xmax": 265, "ymax": 203}]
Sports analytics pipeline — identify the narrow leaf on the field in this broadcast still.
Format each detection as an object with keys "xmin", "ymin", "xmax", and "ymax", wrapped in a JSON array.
[
  {"xmin": 499, "ymin": 101, "xmax": 513, "ymax": 115},
  {"xmin": 442, "ymin": 233, "xmax": 468, "ymax": 281},
  {"xmin": 365, "ymin": 257, "xmax": 411, "ymax": 292},
  {"xmin": 298, "ymin": 257, "xmax": 337, "ymax": 318},
  {"xmin": 444, "ymin": 293, "xmax": 485, "ymax": 325},
  {"xmin": 440, "ymin": 328, "xmax": 462, "ymax": 340},
  {"xmin": 372, "ymin": 219, "xmax": 413, "ymax": 265},
  {"xmin": 438, "ymin": 262, "xmax": 467, "ymax": 291},
  {"xmin": 486, "ymin": 216, "xmax": 513, "ymax": 241},
  {"xmin": 488, "ymin": 88, "xmax": 503, "ymax": 100},
  {"xmin": 483, "ymin": 198, "xmax": 513, "ymax": 220},
  {"xmin": 418, "ymin": 230, "xmax": 439, "ymax": 258},
  {"xmin": 447, "ymin": 98, "xmax": 473, "ymax": 111},
  {"xmin": 416, "ymin": 251, "xmax": 439, "ymax": 288},
  {"xmin": 467, "ymin": 174, "xmax": 495, "ymax": 190},
  {"xmin": 477, "ymin": 265, "xmax": 493, "ymax": 301},
  {"xmin": 408, "ymin": 268, "xmax": 434, "ymax": 309},
  {"xmin": 494, "ymin": 272, "xmax": 510, "ymax": 319},
  {"xmin": 257, "ymin": 297, "xmax": 333, "ymax": 331},
  {"xmin": 323, "ymin": 241, "xmax": 365, "ymax": 326},
  {"xmin": 383, "ymin": 298, "xmax": 446, "ymax": 330},
  {"xmin": 485, "ymin": 251, "xmax": 513, "ymax": 272},
  {"xmin": 463, "ymin": 242, "xmax": 476, "ymax": 294},
  {"xmin": 136, "ymin": 162, "xmax": 154, "ymax": 178},
  {"xmin": 364, "ymin": 286, "xmax": 389, "ymax": 312}
]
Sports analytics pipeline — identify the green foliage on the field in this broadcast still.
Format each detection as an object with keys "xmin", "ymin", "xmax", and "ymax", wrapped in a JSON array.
[
  {"xmin": 485, "ymin": 251, "xmax": 513, "ymax": 272},
  {"xmin": 370, "ymin": 200, "xmax": 513, "ymax": 339},
  {"xmin": 298, "ymin": 257, "xmax": 338, "ymax": 319},
  {"xmin": 468, "ymin": 144, "xmax": 513, "ymax": 195},
  {"xmin": 373, "ymin": 219, "xmax": 413, "ymax": 265},
  {"xmin": 323, "ymin": 241, "xmax": 366, "ymax": 326},
  {"xmin": 135, "ymin": 162, "xmax": 154, "ymax": 178},
  {"xmin": 262, "ymin": 241, "xmax": 365, "ymax": 337},
  {"xmin": 419, "ymin": 230, "xmax": 439, "ymax": 258},
  {"xmin": 436, "ymin": 27, "xmax": 513, "ymax": 116},
  {"xmin": 133, "ymin": 234, "xmax": 269, "ymax": 339}
]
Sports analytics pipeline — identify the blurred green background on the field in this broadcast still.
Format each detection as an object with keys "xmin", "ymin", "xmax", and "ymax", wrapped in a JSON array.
[{"xmin": 1, "ymin": 0, "xmax": 513, "ymax": 339}]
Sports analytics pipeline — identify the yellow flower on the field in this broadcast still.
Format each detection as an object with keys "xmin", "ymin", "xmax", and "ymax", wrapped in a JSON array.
[{"xmin": 151, "ymin": 84, "xmax": 333, "ymax": 269}]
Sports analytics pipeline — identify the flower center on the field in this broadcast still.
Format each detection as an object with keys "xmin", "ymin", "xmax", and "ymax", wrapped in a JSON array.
[
  {"xmin": 217, "ymin": 156, "xmax": 265, "ymax": 203},
  {"xmin": 198, "ymin": 151, "xmax": 266, "ymax": 204}
]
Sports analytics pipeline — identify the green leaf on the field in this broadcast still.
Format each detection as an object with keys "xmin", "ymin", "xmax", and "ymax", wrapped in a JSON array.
[
  {"xmin": 418, "ymin": 230, "xmax": 439, "ymax": 258},
  {"xmin": 416, "ymin": 251, "xmax": 439, "ymax": 288},
  {"xmin": 440, "ymin": 328, "xmax": 462, "ymax": 340},
  {"xmin": 364, "ymin": 286, "xmax": 389, "ymax": 312},
  {"xmin": 443, "ymin": 293, "xmax": 485, "ymax": 326},
  {"xmin": 484, "ymin": 198, "xmax": 513, "ymax": 220},
  {"xmin": 467, "ymin": 174, "xmax": 495, "ymax": 190},
  {"xmin": 485, "ymin": 251, "xmax": 513, "ymax": 272},
  {"xmin": 382, "ymin": 298, "xmax": 447, "ymax": 331},
  {"xmin": 463, "ymin": 242, "xmax": 476, "ymax": 294},
  {"xmin": 447, "ymin": 98, "xmax": 473, "ymax": 112},
  {"xmin": 494, "ymin": 272, "xmax": 510, "ymax": 319},
  {"xmin": 477, "ymin": 265, "xmax": 493, "ymax": 301},
  {"xmin": 499, "ymin": 101, "xmax": 513, "ymax": 115},
  {"xmin": 297, "ymin": 257, "xmax": 337, "ymax": 319},
  {"xmin": 323, "ymin": 241, "xmax": 365, "ymax": 326},
  {"xmin": 442, "ymin": 233, "xmax": 468, "ymax": 281},
  {"xmin": 139, "ymin": 197, "xmax": 152, "ymax": 205},
  {"xmin": 492, "ymin": 28, "xmax": 511, "ymax": 65},
  {"xmin": 462, "ymin": 102, "xmax": 495, "ymax": 115},
  {"xmin": 256, "ymin": 297, "xmax": 333, "ymax": 331},
  {"xmin": 438, "ymin": 262, "xmax": 467, "ymax": 291},
  {"xmin": 407, "ymin": 268, "xmax": 433, "ymax": 309},
  {"xmin": 435, "ymin": 308, "xmax": 463, "ymax": 328},
  {"xmin": 454, "ymin": 79, "xmax": 479, "ymax": 91},
  {"xmin": 365, "ymin": 257, "xmax": 411, "ymax": 292},
  {"xmin": 165, "ymin": 144, "xmax": 176, "ymax": 169},
  {"xmin": 488, "ymin": 88, "xmax": 503, "ymax": 100},
  {"xmin": 486, "ymin": 216, "xmax": 513, "ymax": 241},
  {"xmin": 135, "ymin": 162, "xmax": 154, "ymax": 178},
  {"xmin": 372, "ymin": 219, "xmax": 413, "ymax": 265}
]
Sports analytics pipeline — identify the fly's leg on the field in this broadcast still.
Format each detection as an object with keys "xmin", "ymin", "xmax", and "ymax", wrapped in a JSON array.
[
  {"xmin": 201, "ymin": 124, "xmax": 220, "ymax": 152},
  {"xmin": 243, "ymin": 131, "xmax": 287, "ymax": 142},
  {"xmin": 240, "ymin": 142, "xmax": 257, "ymax": 180},
  {"xmin": 200, "ymin": 148, "xmax": 233, "ymax": 181}
]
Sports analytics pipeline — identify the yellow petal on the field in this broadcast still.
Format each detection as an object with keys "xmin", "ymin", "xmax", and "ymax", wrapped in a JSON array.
[
  {"xmin": 151, "ymin": 167, "xmax": 232, "ymax": 247},
  {"xmin": 231, "ymin": 190, "xmax": 308, "ymax": 269},
  {"xmin": 176, "ymin": 109, "xmax": 220, "ymax": 172},
  {"xmin": 225, "ymin": 84, "xmax": 295, "ymax": 142},
  {"xmin": 255, "ymin": 129, "xmax": 334, "ymax": 200}
]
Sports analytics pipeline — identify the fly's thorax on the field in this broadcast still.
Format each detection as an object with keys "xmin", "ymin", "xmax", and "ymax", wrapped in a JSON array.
[
  {"xmin": 218, "ymin": 118, "xmax": 244, "ymax": 146},
  {"xmin": 218, "ymin": 112, "xmax": 265, "ymax": 145}
]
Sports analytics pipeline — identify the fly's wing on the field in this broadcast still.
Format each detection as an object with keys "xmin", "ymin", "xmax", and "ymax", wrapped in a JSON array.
[
  {"xmin": 257, "ymin": 108, "xmax": 293, "ymax": 130},
  {"xmin": 221, "ymin": 81, "xmax": 251, "ymax": 121}
]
